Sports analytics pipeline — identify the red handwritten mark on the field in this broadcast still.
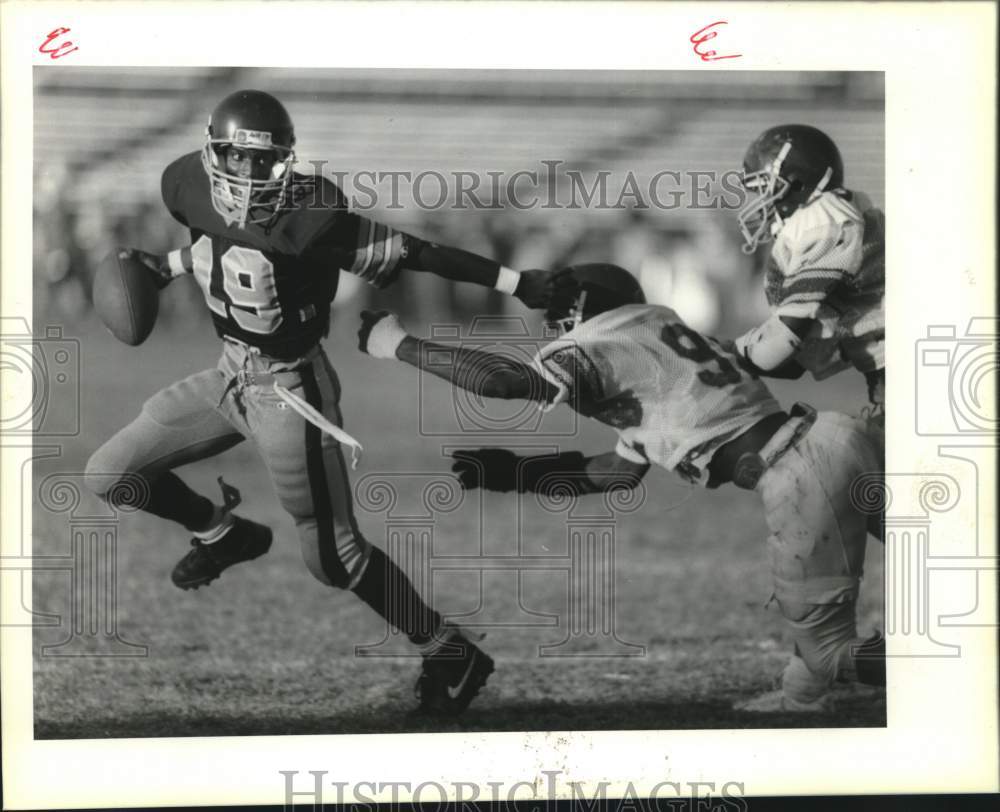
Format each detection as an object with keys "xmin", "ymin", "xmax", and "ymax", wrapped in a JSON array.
[
  {"xmin": 690, "ymin": 21, "xmax": 742, "ymax": 62},
  {"xmin": 39, "ymin": 27, "xmax": 79, "ymax": 60}
]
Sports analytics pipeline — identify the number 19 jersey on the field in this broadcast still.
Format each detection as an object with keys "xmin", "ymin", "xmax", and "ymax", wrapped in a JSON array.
[
  {"xmin": 533, "ymin": 304, "xmax": 783, "ymax": 485},
  {"xmin": 162, "ymin": 151, "xmax": 410, "ymax": 359}
]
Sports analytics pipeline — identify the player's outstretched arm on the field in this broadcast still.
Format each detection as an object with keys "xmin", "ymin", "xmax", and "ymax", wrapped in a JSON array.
[
  {"xmin": 406, "ymin": 241, "xmax": 579, "ymax": 310},
  {"xmin": 450, "ymin": 448, "xmax": 648, "ymax": 496},
  {"xmin": 120, "ymin": 246, "xmax": 193, "ymax": 289},
  {"xmin": 321, "ymin": 210, "xmax": 579, "ymax": 309},
  {"xmin": 357, "ymin": 310, "xmax": 559, "ymax": 402}
]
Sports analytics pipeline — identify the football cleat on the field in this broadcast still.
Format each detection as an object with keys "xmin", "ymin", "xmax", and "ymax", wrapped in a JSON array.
[
  {"xmin": 734, "ymin": 688, "xmax": 833, "ymax": 713},
  {"xmin": 415, "ymin": 625, "xmax": 495, "ymax": 715},
  {"xmin": 853, "ymin": 630, "xmax": 886, "ymax": 686},
  {"xmin": 171, "ymin": 516, "xmax": 273, "ymax": 590}
]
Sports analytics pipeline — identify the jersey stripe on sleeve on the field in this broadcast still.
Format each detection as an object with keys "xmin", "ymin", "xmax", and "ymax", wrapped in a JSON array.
[{"xmin": 348, "ymin": 217, "xmax": 405, "ymax": 288}]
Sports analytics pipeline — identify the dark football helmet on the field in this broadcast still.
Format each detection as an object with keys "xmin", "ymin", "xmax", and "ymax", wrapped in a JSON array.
[
  {"xmin": 545, "ymin": 263, "xmax": 646, "ymax": 333},
  {"xmin": 737, "ymin": 124, "xmax": 844, "ymax": 253},
  {"xmin": 201, "ymin": 90, "xmax": 297, "ymax": 228}
]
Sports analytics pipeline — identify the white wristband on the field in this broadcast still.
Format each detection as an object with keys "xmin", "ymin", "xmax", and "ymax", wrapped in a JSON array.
[
  {"xmin": 495, "ymin": 266, "xmax": 520, "ymax": 296},
  {"xmin": 167, "ymin": 249, "xmax": 187, "ymax": 277},
  {"xmin": 737, "ymin": 315, "xmax": 802, "ymax": 371},
  {"xmin": 368, "ymin": 316, "xmax": 408, "ymax": 359}
]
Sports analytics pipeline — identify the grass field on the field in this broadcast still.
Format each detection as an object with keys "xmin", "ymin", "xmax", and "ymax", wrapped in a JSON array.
[{"xmin": 30, "ymin": 313, "xmax": 886, "ymax": 738}]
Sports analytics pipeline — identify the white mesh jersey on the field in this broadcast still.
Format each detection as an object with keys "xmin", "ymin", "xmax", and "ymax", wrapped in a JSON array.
[
  {"xmin": 533, "ymin": 304, "xmax": 783, "ymax": 486},
  {"xmin": 766, "ymin": 189, "xmax": 885, "ymax": 378}
]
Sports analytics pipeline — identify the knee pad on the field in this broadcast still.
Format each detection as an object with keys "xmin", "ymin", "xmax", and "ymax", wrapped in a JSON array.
[
  {"xmin": 84, "ymin": 443, "xmax": 130, "ymax": 499},
  {"xmin": 85, "ymin": 442, "xmax": 155, "ymax": 512}
]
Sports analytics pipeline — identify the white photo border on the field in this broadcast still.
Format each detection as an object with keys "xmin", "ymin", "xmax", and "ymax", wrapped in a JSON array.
[{"xmin": 2, "ymin": 0, "xmax": 997, "ymax": 807}]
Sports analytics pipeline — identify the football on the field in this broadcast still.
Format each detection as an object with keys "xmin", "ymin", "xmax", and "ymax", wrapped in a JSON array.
[{"xmin": 94, "ymin": 249, "xmax": 160, "ymax": 346}]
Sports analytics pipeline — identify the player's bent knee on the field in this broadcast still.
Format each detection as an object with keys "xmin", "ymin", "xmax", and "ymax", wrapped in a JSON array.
[
  {"xmin": 300, "ymin": 550, "xmax": 340, "ymax": 588},
  {"xmin": 84, "ymin": 443, "xmax": 127, "ymax": 498},
  {"xmin": 84, "ymin": 441, "xmax": 153, "ymax": 510}
]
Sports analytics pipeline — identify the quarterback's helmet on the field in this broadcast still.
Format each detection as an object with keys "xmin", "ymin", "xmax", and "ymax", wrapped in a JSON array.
[
  {"xmin": 201, "ymin": 90, "xmax": 296, "ymax": 228},
  {"xmin": 737, "ymin": 124, "xmax": 844, "ymax": 253},
  {"xmin": 545, "ymin": 263, "xmax": 646, "ymax": 333}
]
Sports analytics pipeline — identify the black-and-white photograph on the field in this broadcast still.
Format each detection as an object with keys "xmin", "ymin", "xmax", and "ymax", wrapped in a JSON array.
[
  {"xmin": 27, "ymin": 67, "xmax": 886, "ymax": 737},
  {"xmin": 2, "ymin": 2, "xmax": 997, "ymax": 807}
]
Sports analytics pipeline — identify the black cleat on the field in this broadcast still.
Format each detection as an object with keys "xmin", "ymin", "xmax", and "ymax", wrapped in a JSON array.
[
  {"xmin": 853, "ymin": 630, "xmax": 886, "ymax": 687},
  {"xmin": 171, "ymin": 516, "xmax": 273, "ymax": 590},
  {"xmin": 415, "ymin": 625, "xmax": 495, "ymax": 715}
]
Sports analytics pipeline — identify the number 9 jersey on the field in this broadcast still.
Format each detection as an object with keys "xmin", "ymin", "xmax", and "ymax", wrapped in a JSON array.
[
  {"xmin": 533, "ymin": 304, "xmax": 783, "ymax": 485},
  {"xmin": 162, "ymin": 151, "xmax": 413, "ymax": 359}
]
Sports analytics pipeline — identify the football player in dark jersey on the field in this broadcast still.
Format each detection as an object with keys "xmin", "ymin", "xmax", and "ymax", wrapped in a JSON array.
[{"xmin": 85, "ymin": 89, "xmax": 573, "ymax": 715}]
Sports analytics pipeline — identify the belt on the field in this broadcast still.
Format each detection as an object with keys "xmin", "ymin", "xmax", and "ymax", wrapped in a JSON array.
[
  {"xmin": 218, "ymin": 367, "xmax": 304, "ymax": 408},
  {"xmin": 217, "ymin": 359, "xmax": 365, "ymax": 470},
  {"xmin": 708, "ymin": 403, "xmax": 818, "ymax": 490}
]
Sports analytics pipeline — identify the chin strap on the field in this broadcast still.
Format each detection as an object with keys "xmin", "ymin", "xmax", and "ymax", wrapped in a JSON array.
[{"xmin": 806, "ymin": 165, "xmax": 834, "ymax": 205}]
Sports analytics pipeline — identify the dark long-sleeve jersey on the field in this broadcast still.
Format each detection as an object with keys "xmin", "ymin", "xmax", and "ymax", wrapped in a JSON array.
[{"xmin": 162, "ymin": 151, "xmax": 421, "ymax": 359}]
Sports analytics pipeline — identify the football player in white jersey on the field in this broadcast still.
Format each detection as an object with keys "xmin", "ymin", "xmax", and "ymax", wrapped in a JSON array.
[
  {"xmin": 357, "ymin": 263, "xmax": 886, "ymax": 712},
  {"xmin": 734, "ymin": 124, "xmax": 885, "ymax": 423}
]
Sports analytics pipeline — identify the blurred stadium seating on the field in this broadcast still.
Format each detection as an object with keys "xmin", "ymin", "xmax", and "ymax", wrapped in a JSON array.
[{"xmin": 33, "ymin": 68, "xmax": 883, "ymax": 335}]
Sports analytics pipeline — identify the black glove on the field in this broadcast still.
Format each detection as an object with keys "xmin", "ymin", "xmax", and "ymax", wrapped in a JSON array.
[
  {"xmin": 450, "ymin": 448, "xmax": 588, "ymax": 494},
  {"xmin": 122, "ymin": 248, "xmax": 173, "ymax": 290},
  {"xmin": 450, "ymin": 448, "xmax": 521, "ymax": 492},
  {"xmin": 514, "ymin": 267, "xmax": 580, "ymax": 311}
]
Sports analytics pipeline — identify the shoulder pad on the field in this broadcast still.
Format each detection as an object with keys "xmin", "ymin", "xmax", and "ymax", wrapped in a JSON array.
[
  {"xmin": 275, "ymin": 173, "xmax": 350, "ymax": 252},
  {"xmin": 782, "ymin": 190, "xmax": 863, "ymax": 239},
  {"xmin": 773, "ymin": 192, "xmax": 865, "ymax": 275},
  {"xmin": 287, "ymin": 172, "xmax": 348, "ymax": 212},
  {"xmin": 160, "ymin": 151, "xmax": 203, "ymax": 226}
]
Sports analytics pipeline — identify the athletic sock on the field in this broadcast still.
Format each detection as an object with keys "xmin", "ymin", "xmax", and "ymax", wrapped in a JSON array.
[
  {"xmin": 192, "ymin": 508, "xmax": 235, "ymax": 543},
  {"xmin": 351, "ymin": 546, "xmax": 441, "ymax": 646},
  {"xmin": 106, "ymin": 471, "xmax": 215, "ymax": 531}
]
